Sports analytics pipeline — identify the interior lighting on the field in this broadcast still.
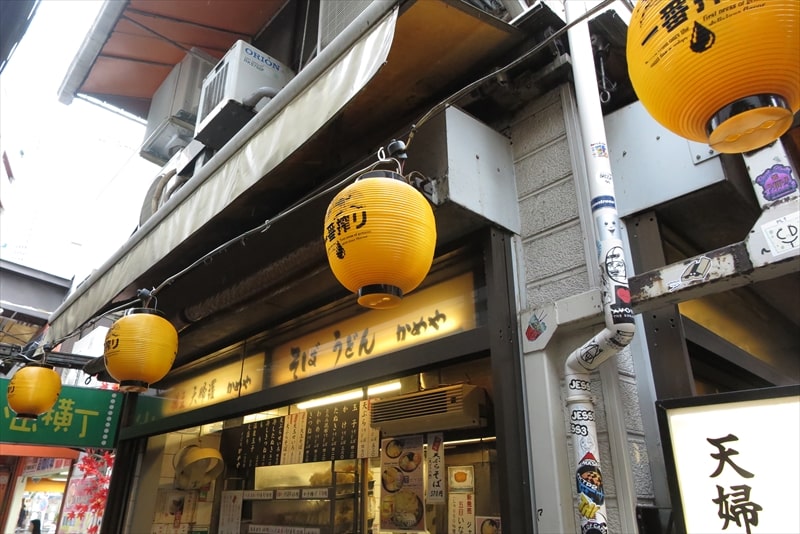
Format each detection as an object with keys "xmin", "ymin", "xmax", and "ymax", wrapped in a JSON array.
[
  {"xmin": 627, "ymin": 0, "xmax": 799, "ymax": 153},
  {"xmin": 296, "ymin": 380, "xmax": 402, "ymax": 410}
]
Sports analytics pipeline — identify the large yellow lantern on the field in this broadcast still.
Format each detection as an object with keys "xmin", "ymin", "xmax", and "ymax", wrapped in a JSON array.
[
  {"xmin": 104, "ymin": 308, "xmax": 178, "ymax": 392},
  {"xmin": 324, "ymin": 170, "xmax": 437, "ymax": 309},
  {"xmin": 627, "ymin": 1, "xmax": 799, "ymax": 153},
  {"xmin": 7, "ymin": 364, "xmax": 61, "ymax": 419}
]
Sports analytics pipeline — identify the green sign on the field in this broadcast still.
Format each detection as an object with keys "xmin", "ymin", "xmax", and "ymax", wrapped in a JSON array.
[{"xmin": 0, "ymin": 378, "xmax": 121, "ymax": 449}]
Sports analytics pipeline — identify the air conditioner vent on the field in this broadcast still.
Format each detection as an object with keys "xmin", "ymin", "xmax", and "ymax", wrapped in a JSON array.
[{"xmin": 371, "ymin": 384, "xmax": 486, "ymax": 436}]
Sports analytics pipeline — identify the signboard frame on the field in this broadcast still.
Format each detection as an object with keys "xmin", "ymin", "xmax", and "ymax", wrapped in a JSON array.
[{"xmin": 655, "ymin": 384, "xmax": 800, "ymax": 534}]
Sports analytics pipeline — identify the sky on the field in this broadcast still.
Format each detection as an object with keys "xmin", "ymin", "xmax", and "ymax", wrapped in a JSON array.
[{"xmin": 0, "ymin": 0, "xmax": 159, "ymax": 283}]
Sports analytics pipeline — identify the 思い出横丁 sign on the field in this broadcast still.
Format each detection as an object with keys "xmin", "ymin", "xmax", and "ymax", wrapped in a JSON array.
[{"xmin": 1, "ymin": 379, "xmax": 121, "ymax": 449}]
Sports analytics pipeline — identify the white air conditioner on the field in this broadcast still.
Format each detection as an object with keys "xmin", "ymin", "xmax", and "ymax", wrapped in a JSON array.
[
  {"xmin": 371, "ymin": 384, "xmax": 487, "ymax": 436},
  {"xmin": 194, "ymin": 40, "xmax": 295, "ymax": 149},
  {"xmin": 139, "ymin": 48, "xmax": 216, "ymax": 165}
]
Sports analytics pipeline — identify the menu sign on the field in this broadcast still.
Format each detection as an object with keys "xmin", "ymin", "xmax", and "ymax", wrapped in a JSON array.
[
  {"xmin": 235, "ymin": 401, "xmax": 379, "ymax": 468},
  {"xmin": 304, "ymin": 402, "xmax": 359, "ymax": 462},
  {"xmin": 235, "ymin": 416, "xmax": 285, "ymax": 469}
]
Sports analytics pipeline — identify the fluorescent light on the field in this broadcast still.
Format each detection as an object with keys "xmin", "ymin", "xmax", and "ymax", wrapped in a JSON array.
[
  {"xmin": 296, "ymin": 389, "xmax": 363, "ymax": 410},
  {"xmin": 296, "ymin": 381, "xmax": 402, "ymax": 410},
  {"xmin": 367, "ymin": 381, "xmax": 401, "ymax": 396}
]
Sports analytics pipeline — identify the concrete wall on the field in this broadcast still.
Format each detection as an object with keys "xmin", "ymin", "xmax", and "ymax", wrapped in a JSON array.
[{"xmin": 510, "ymin": 84, "xmax": 654, "ymax": 533}]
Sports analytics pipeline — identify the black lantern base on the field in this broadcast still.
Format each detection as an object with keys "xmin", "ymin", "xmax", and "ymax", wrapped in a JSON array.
[
  {"xmin": 358, "ymin": 284, "xmax": 403, "ymax": 309},
  {"xmin": 119, "ymin": 380, "xmax": 149, "ymax": 393},
  {"xmin": 14, "ymin": 413, "xmax": 40, "ymax": 420}
]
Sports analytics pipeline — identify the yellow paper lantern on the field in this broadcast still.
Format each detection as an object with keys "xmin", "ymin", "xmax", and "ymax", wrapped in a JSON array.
[
  {"xmin": 104, "ymin": 308, "xmax": 178, "ymax": 392},
  {"xmin": 7, "ymin": 364, "xmax": 62, "ymax": 419},
  {"xmin": 627, "ymin": 1, "xmax": 799, "ymax": 153},
  {"xmin": 324, "ymin": 170, "xmax": 437, "ymax": 309}
]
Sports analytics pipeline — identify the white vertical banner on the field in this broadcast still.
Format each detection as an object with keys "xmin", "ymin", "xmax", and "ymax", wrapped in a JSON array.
[
  {"xmin": 426, "ymin": 432, "xmax": 445, "ymax": 503},
  {"xmin": 357, "ymin": 399, "xmax": 380, "ymax": 458},
  {"xmin": 280, "ymin": 412, "xmax": 307, "ymax": 464},
  {"xmin": 218, "ymin": 490, "xmax": 243, "ymax": 534},
  {"xmin": 448, "ymin": 492, "xmax": 475, "ymax": 534}
]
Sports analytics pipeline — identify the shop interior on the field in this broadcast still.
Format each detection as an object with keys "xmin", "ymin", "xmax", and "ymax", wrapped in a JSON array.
[{"xmin": 130, "ymin": 356, "xmax": 503, "ymax": 534}]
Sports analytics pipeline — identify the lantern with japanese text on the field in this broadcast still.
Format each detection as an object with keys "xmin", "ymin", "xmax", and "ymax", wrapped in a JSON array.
[
  {"xmin": 324, "ymin": 170, "xmax": 437, "ymax": 309},
  {"xmin": 7, "ymin": 363, "xmax": 62, "ymax": 419},
  {"xmin": 627, "ymin": 0, "xmax": 799, "ymax": 153},
  {"xmin": 104, "ymin": 308, "xmax": 178, "ymax": 392}
]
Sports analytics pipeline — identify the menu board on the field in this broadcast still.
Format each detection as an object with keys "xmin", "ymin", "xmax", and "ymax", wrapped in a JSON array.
[
  {"xmin": 235, "ymin": 416, "xmax": 285, "ymax": 469},
  {"xmin": 234, "ymin": 401, "xmax": 378, "ymax": 468},
  {"xmin": 303, "ymin": 401, "xmax": 360, "ymax": 463}
]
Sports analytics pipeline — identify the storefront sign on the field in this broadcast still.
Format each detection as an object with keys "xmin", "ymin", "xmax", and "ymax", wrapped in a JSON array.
[
  {"xmin": 134, "ymin": 354, "xmax": 266, "ymax": 423},
  {"xmin": 657, "ymin": 385, "xmax": 799, "ymax": 534},
  {"xmin": 0, "ymin": 379, "xmax": 121, "ymax": 449},
  {"xmin": 270, "ymin": 273, "xmax": 476, "ymax": 386}
]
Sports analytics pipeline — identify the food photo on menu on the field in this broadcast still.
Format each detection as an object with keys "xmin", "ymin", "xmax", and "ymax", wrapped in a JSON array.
[{"xmin": 380, "ymin": 436, "xmax": 426, "ymax": 531}]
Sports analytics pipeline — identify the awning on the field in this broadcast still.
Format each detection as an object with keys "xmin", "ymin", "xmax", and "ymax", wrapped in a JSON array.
[
  {"xmin": 58, "ymin": 0, "xmax": 287, "ymax": 117},
  {"xmin": 46, "ymin": 3, "xmax": 399, "ymax": 347},
  {"xmin": 45, "ymin": 0, "xmax": 524, "ymax": 363}
]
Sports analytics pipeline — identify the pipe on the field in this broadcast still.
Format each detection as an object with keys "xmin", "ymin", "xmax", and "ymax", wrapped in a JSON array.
[
  {"xmin": 242, "ymin": 86, "xmax": 279, "ymax": 109},
  {"xmin": 563, "ymin": 2, "xmax": 636, "ymax": 533}
]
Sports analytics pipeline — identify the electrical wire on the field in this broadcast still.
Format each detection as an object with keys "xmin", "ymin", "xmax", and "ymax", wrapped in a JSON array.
[
  {"xmin": 42, "ymin": 1, "xmax": 616, "ymax": 352},
  {"xmin": 405, "ymin": 0, "xmax": 617, "ymax": 149},
  {"xmin": 151, "ymin": 148, "xmax": 400, "ymax": 296}
]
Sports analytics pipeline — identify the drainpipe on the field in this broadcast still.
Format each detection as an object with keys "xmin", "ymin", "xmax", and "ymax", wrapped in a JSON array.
[{"xmin": 563, "ymin": 2, "xmax": 636, "ymax": 533}]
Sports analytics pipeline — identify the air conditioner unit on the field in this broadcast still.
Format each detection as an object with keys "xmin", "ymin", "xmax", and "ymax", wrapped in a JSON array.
[
  {"xmin": 194, "ymin": 40, "xmax": 295, "ymax": 150},
  {"xmin": 371, "ymin": 384, "xmax": 487, "ymax": 436},
  {"xmin": 317, "ymin": 0, "xmax": 373, "ymax": 53},
  {"xmin": 139, "ymin": 48, "xmax": 217, "ymax": 165}
]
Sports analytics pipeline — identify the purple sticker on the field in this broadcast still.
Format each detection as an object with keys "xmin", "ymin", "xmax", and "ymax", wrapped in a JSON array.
[{"xmin": 755, "ymin": 164, "xmax": 797, "ymax": 202}]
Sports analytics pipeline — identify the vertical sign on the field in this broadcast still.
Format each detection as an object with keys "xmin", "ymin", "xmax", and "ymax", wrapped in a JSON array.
[
  {"xmin": 448, "ymin": 493, "xmax": 475, "ymax": 534},
  {"xmin": 357, "ymin": 400, "xmax": 380, "ymax": 459},
  {"xmin": 426, "ymin": 432, "xmax": 445, "ymax": 503},
  {"xmin": 281, "ymin": 412, "xmax": 307, "ymax": 465},
  {"xmin": 218, "ymin": 490, "xmax": 243, "ymax": 534},
  {"xmin": 658, "ymin": 386, "xmax": 799, "ymax": 534}
]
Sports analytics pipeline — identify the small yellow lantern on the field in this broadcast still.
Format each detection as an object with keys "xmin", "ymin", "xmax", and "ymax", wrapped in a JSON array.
[
  {"xmin": 324, "ymin": 170, "xmax": 437, "ymax": 309},
  {"xmin": 104, "ymin": 308, "xmax": 178, "ymax": 392},
  {"xmin": 627, "ymin": 1, "xmax": 799, "ymax": 153},
  {"xmin": 7, "ymin": 364, "xmax": 62, "ymax": 419}
]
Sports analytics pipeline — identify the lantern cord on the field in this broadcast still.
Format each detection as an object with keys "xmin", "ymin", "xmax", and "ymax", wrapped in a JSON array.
[
  {"xmin": 150, "ymin": 146, "xmax": 401, "ymax": 297},
  {"xmin": 46, "ymin": 296, "xmax": 143, "ymax": 348},
  {"xmin": 404, "ymin": 0, "xmax": 616, "ymax": 150}
]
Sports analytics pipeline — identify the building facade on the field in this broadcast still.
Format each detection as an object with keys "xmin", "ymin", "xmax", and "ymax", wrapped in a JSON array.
[{"xmin": 33, "ymin": 1, "xmax": 800, "ymax": 533}]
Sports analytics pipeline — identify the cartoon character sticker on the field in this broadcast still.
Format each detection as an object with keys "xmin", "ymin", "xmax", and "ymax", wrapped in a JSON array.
[{"xmin": 595, "ymin": 214, "xmax": 618, "ymax": 238}]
